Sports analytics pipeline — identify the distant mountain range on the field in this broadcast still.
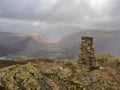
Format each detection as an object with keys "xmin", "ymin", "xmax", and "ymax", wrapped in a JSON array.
[
  {"xmin": 59, "ymin": 30, "xmax": 120, "ymax": 58},
  {"xmin": 0, "ymin": 30, "xmax": 120, "ymax": 59},
  {"xmin": 0, "ymin": 32, "xmax": 52, "ymax": 58}
]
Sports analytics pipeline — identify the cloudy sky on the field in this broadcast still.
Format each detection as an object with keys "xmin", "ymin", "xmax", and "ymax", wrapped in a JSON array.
[{"xmin": 0, "ymin": 0, "xmax": 120, "ymax": 39}]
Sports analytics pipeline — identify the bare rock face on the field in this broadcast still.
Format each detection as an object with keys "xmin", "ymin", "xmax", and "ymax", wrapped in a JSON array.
[{"xmin": 79, "ymin": 36, "xmax": 97, "ymax": 69}]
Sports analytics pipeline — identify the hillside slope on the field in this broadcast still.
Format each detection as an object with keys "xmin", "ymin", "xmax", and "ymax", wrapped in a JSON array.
[
  {"xmin": 59, "ymin": 30, "xmax": 120, "ymax": 59},
  {"xmin": 1, "ymin": 30, "xmax": 120, "ymax": 59},
  {"xmin": 0, "ymin": 32, "xmax": 54, "ymax": 59}
]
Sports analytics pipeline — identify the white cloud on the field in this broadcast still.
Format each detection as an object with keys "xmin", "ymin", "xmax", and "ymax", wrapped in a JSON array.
[
  {"xmin": 0, "ymin": 0, "xmax": 120, "ymax": 39},
  {"xmin": 89, "ymin": 0, "xmax": 109, "ymax": 11}
]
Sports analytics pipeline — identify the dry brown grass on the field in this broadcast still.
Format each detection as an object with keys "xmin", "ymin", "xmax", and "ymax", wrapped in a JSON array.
[{"xmin": 0, "ymin": 58, "xmax": 54, "ymax": 69}]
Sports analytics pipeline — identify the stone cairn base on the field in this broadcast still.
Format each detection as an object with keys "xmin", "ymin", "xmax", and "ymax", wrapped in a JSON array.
[{"xmin": 78, "ymin": 36, "xmax": 97, "ymax": 70}]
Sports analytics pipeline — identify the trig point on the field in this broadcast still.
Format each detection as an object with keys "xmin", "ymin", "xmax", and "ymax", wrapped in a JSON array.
[{"xmin": 79, "ymin": 36, "xmax": 97, "ymax": 70}]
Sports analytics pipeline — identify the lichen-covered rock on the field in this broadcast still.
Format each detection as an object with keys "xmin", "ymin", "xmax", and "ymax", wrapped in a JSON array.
[
  {"xmin": 0, "ymin": 62, "xmax": 83, "ymax": 90},
  {"xmin": 0, "ymin": 63, "xmax": 41, "ymax": 90},
  {"xmin": 0, "ymin": 59, "xmax": 119, "ymax": 90}
]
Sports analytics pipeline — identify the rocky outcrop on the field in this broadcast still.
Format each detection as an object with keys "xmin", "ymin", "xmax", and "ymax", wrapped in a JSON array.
[
  {"xmin": 0, "ymin": 61, "xmax": 84, "ymax": 90},
  {"xmin": 0, "ymin": 59, "xmax": 120, "ymax": 90}
]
